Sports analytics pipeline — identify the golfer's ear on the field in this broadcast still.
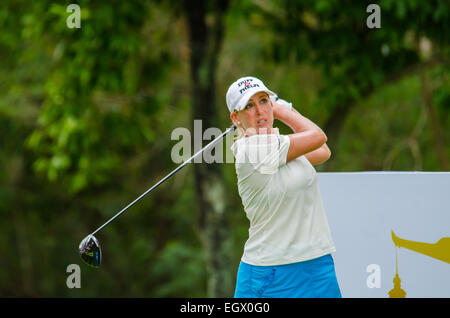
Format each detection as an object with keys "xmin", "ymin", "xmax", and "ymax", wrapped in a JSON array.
[{"xmin": 230, "ymin": 111, "xmax": 238, "ymax": 124}]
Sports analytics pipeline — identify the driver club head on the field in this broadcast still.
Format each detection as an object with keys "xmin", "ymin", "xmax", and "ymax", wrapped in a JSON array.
[{"xmin": 79, "ymin": 235, "xmax": 102, "ymax": 268}]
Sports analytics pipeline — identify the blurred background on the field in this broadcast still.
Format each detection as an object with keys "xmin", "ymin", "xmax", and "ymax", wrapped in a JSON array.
[{"xmin": 0, "ymin": 0, "xmax": 448, "ymax": 297}]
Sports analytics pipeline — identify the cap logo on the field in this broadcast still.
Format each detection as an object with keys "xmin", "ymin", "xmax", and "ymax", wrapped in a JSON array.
[{"xmin": 238, "ymin": 79, "xmax": 260, "ymax": 94}]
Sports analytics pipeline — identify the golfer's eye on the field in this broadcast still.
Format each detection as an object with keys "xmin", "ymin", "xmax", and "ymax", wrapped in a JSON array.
[
  {"xmin": 260, "ymin": 98, "xmax": 268, "ymax": 104},
  {"xmin": 245, "ymin": 104, "xmax": 253, "ymax": 110}
]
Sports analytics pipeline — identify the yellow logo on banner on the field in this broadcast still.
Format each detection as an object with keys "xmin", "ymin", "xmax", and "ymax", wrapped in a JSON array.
[{"xmin": 389, "ymin": 230, "xmax": 450, "ymax": 298}]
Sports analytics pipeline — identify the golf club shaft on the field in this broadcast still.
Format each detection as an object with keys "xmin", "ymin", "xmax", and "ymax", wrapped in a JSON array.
[{"xmin": 91, "ymin": 124, "xmax": 237, "ymax": 236}]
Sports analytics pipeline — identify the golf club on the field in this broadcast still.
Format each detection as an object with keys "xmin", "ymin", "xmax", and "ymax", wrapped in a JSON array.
[{"xmin": 79, "ymin": 124, "xmax": 237, "ymax": 267}]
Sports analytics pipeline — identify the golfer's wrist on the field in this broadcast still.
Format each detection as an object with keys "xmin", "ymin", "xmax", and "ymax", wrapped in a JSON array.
[
  {"xmin": 277, "ymin": 107, "xmax": 319, "ymax": 133},
  {"xmin": 276, "ymin": 98, "xmax": 293, "ymax": 111},
  {"xmin": 274, "ymin": 104, "xmax": 294, "ymax": 120}
]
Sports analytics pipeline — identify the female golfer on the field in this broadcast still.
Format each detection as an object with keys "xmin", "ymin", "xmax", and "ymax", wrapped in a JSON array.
[{"xmin": 226, "ymin": 76, "xmax": 341, "ymax": 298}]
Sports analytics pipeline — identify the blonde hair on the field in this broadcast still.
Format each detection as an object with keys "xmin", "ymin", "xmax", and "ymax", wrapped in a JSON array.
[{"xmin": 232, "ymin": 109, "xmax": 241, "ymax": 140}]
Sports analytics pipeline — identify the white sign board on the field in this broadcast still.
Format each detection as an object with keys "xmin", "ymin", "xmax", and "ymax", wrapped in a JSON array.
[{"xmin": 318, "ymin": 172, "xmax": 450, "ymax": 298}]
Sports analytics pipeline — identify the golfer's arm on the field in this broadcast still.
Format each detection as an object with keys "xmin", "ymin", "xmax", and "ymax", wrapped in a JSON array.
[
  {"xmin": 304, "ymin": 143, "xmax": 331, "ymax": 165},
  {"xmin": 276, "ymin": 107, "xmax": 328, "ymax": 162},
  {"xmin": 288, "ymin": 108, "xmax": 331, "ymax": 165}
]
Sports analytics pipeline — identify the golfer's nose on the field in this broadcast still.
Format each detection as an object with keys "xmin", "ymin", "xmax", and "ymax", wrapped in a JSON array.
[{"xmin": 255, "ymin": 102, "xmax": 263, "ymax": 114}]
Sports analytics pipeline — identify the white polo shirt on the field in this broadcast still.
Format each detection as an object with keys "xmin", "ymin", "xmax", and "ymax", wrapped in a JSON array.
[{"xmin": 231, "ymin": 130, "xmax": 336, "ymax": 266}]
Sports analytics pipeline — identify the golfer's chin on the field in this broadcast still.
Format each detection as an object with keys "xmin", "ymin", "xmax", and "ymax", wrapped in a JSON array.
[{"xmin": 254, "ymin": 123, "xmax": 276, "ymax": 135}]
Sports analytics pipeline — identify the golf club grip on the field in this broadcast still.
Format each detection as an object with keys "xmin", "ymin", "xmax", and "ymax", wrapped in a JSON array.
[{"xmin": 91, "ymin": 124, "xmax": 237, "ymax": 236}]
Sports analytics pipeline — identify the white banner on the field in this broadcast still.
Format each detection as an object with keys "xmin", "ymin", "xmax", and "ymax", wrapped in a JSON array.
[{"xmin": 318, "ymin": 172, "xmax": 450, "ymax": 298}]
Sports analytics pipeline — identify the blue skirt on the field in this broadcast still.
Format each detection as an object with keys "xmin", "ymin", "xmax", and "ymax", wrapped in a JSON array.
[{"xmin": 234, "ymin": 254, "xmax": 342, "ymax": 298}]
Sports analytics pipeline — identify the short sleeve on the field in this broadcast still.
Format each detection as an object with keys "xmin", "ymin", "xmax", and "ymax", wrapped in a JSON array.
[{"xmin": 232, "ymin": 133, "xmax": 290, "ymax": 175}]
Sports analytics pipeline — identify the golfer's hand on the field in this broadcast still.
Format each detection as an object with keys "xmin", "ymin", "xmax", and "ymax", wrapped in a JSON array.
[
  {"xmin": 271, "ymin": 96, "xmax": 292, "ymax": 119},
  {"xmin": 272, "ymin": 100, "xmax": 284, "ymax": 120}
]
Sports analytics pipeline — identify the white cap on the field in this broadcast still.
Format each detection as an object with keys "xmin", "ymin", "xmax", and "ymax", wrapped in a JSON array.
[{"xmin": 226, "ymin": 76, "xmax": 276, "ymax": 113}]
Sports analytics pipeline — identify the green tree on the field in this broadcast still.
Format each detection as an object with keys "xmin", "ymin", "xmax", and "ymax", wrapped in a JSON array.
[{"xmin": 248, "ymin": 0, "xmax": 449, "ymax": 170}]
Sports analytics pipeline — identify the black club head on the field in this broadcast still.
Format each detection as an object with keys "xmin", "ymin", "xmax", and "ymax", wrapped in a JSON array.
[{"xmin": 79, "ymin": 235, "xmax": 102, "ymax": 268}]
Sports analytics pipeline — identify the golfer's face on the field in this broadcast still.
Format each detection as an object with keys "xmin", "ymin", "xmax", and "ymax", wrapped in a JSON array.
[{"xmin": 236, "ymin": 92, "xmax": 274, "ymax": 133}]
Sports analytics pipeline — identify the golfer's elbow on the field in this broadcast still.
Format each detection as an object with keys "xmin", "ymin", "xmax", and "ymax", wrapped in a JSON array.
[
  {"xmin": 307, "ymin": 128, "xmax": 327, "ymax": 153},
  {"xmin": 315, "ymin": 128, "xmax": 327, "ymax": 147},
  {"xmin": 323, "ymin": 144, "xmax": 331, "ymax": 161},
  {"xmin": 317, "ymin": 132, "xmax": 331, "ymax": 162},
  {"xmin": 318, "ymin": 143, "xmax": 332, "ymax": 164}
]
